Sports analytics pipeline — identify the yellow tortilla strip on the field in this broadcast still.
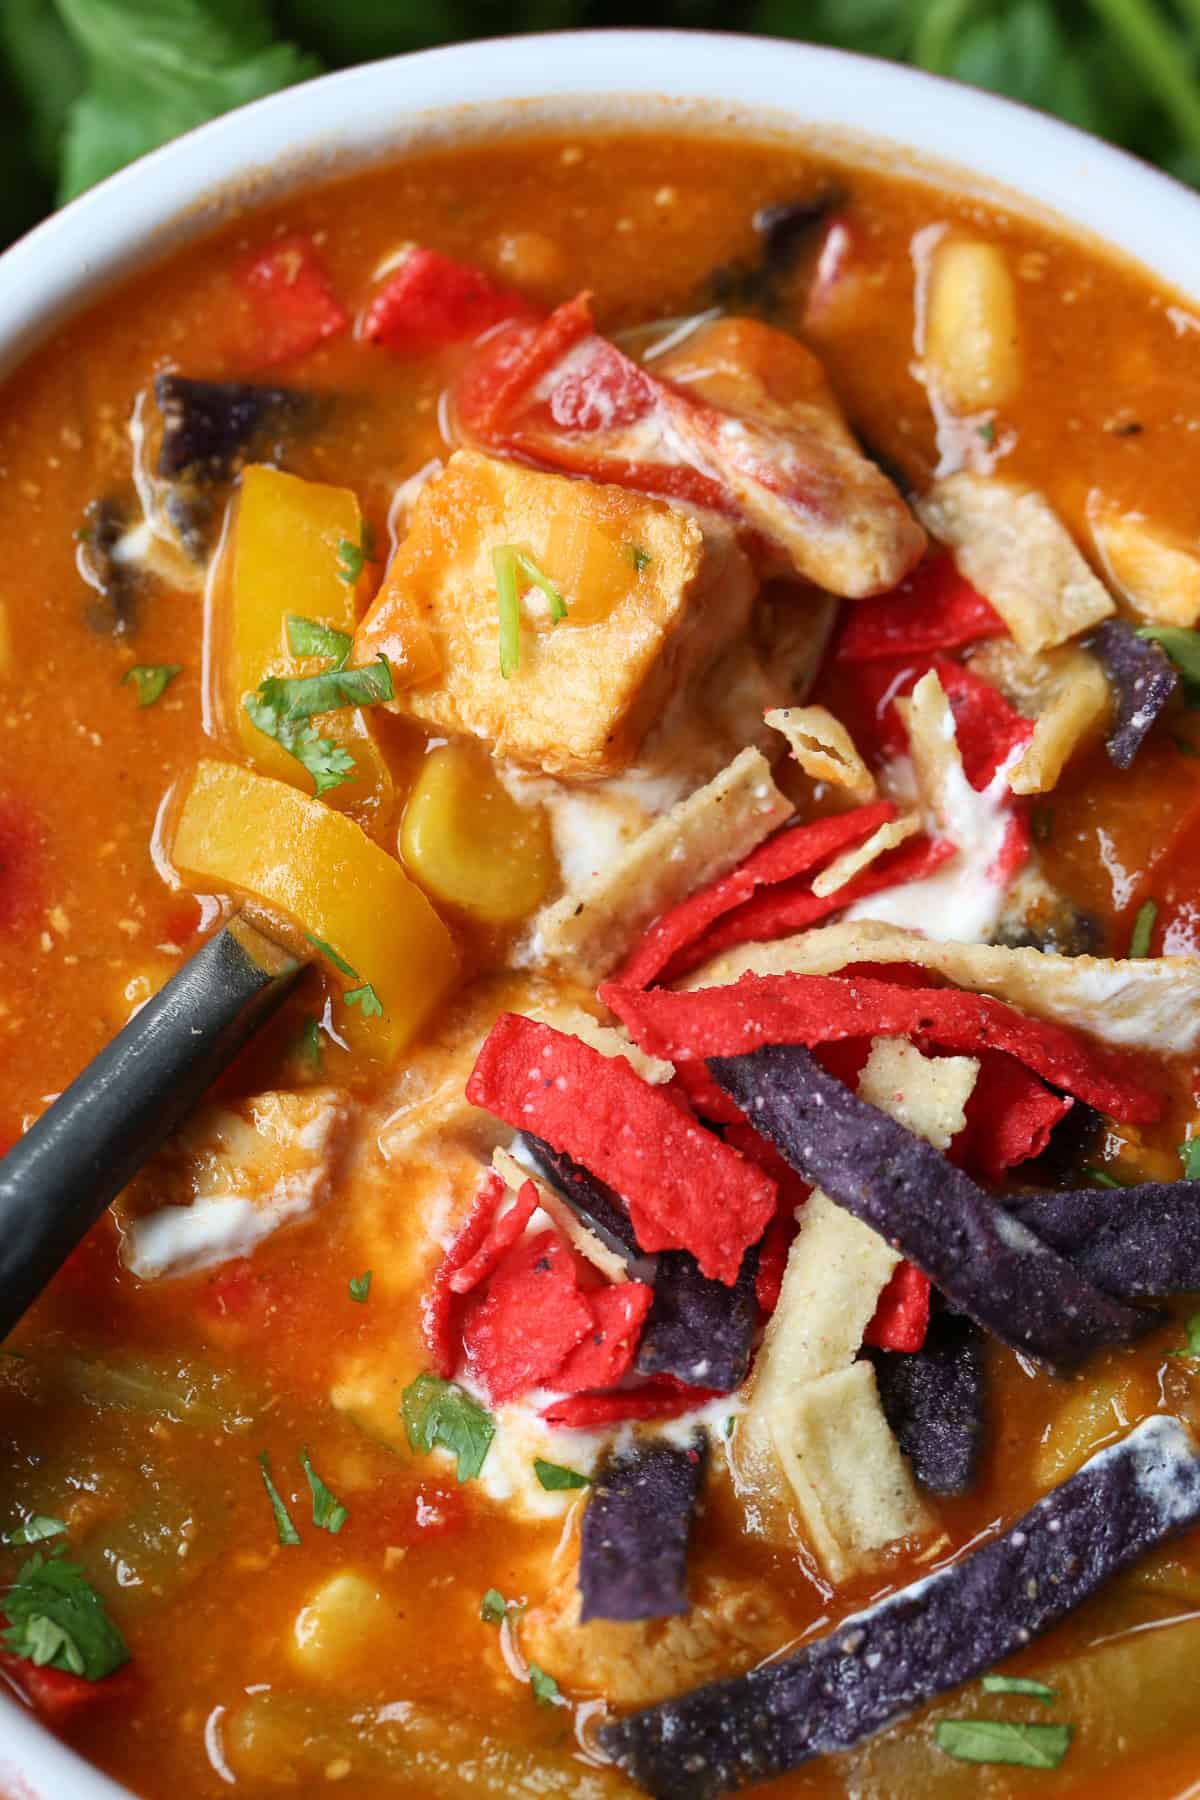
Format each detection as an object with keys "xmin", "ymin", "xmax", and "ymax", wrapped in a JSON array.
[
  {"xmin": 968, "ymin": 639, "xmax": 1110, "ymax": 796},
  {"xmin": 856, "ymin": 1036, "xmax": 977, "ymax": 1150},
  {"xmin": 528, "ymin": 1001, "xmax": 673, "ymax": 1086},
  {"xmin": 1090, "ymin": 496, "xmax": 1200, "ymax": 628},
  {"xmin": 917, "ymin": 472, "xmax": 1114, "ymax": 653},
  {"xmin": 536, "ymin": 746, "xmax": 792, "ymax": 983},
  {"xmin": 683, "ymin": 916, "xmax": 1200, "ymax": 1054},
  {"xmin": 810, "ymin": 811, "xmax": 921, "ymax": 899},
  {"xmin": 765, "ymin": 704, "xmax": 876, "ymax": 805}
]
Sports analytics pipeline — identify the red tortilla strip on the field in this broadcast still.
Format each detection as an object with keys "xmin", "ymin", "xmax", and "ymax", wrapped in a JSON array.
[
  {"xmin": 463, "ymin": 1229, "xmax": 594, "ymax": 1403},
  {"xmin": 554, "ymin": 1282, "xmax": 655, "ymax": 1393},
  {"xmin": 651, "ymin": 836, "xmax": 956, "ymax": 980},
  {"xmin": 542, "ymin": 1381, "xmax": 721, "ymax": 1430},
  {"xmin": 863, "ymin": 1261, "xmax": 931, "ymax": 1352},
  {"xmin": 837, "ymin": 553, "xmax": 1007, "ymax": 663},
  {"xmin": 617, "ymin": 803, "xmax": 897, "ymax": 991},
  {"xmin": 447, "ymin": 1180, "xmax": 540, "ymax": 1295},
  {"xmin": 952, "ymin": 1052, "xmax": 1072, "ymax": 1180},
  {"xmin": 933, "ymin": 655, "xmax": 1034, "ymax": 789},
  {"xmin": 421, "ymin": 1170, "xmax": 506, "ymax": 1377},
  {"xmin": 466, "ymin": 1015, "xmax": 776, "ymax": 1285},
  {"xmin": 605, "ymin": 971, "xmax": 1161, "ymax": 1125}
]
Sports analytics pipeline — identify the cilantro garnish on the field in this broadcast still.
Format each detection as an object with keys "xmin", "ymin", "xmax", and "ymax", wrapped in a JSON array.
[
  {"xmin": 2, "ymin": 1548, "xmax": 128, "ymax": 1680},
  {"xmin": 529, "ymin": 1662, "xmax": 561, "ymax": 1706},
  {"xmin": 1084, "ymin": 1165, "xmax": 1130, "ymax": 1189},
  {"xmin": 2, "ymin": 1515, "xmax": 66, "ymax": 1548},
  {"xmin": 981, "ymin": 1675, "xmax": 1057, "ymax": 1701},
  {"xmin": 286, "ymin": 614, "xmax": 353, "ymax": 667},
  {"xmin": 1138, "ymin": 625, "xmax": 1200, "ymax": 703},
  {"xmin": 1128, "ymin": 898, "xmax": 1158, "ymax": 958},
  {"xmin": 336, "ymin": 537, "xmax": 366, "ymax": 586},
  {"xmin": 935, "ymin": 1720, "xmax": 1072, "ymax": 1769},
  {"xmin": 303, "ymin": 934, "xmax": 383, "ymax": 1019},
  {"xmin": 294, "ymin": 1015, "xmax": 323, "ymax": 1076},
  {"xmin": 299, "ymin": 1448, "xmax": 347, "ymax": 1534},
  {"xmin": 480, "ymin": 1587, "xmax": 508, "ymax": 1624},
  {"xmin": 123, "ymin": 664, "xmax": 182, "ymax": 707},
  {"xmin": 533, "ymin": 1459, "xmax": 590, "ymax": 1491},
  {"xmin": 626, "ymin": 543, "xmax": 652, "ymax": 571},
  {"xmin": 1180, "ymin": 1139, "xmax": 1200, "ymax": 1180},
  {"xmin": 976, "ymin": 419, "xmax": 997, "ymax": 447},
  {"xmin": 515, "ymin": 550, "xmax": 568, "ymax": 623},
  {"xmin": 401, "ymin": 1373, "xmax": 494, "ymax": 1483},
  {"xmin": 243, "ymin": 653, "xmax": 391, "ymax": 797},
  {"xmin": 494, "ymin": 545, "xmax": 522, "ymax": 678},
  {"xmin": 348, "ymin": 1270, "xmax": 372, "ymax": 1303},
  {"xmin": 257, "ymin": 1451, "xmax": 301, "ymax": 1546},
  {"xmin": 1170, "ymin": 1312, "xmax": 1200, "ymax": 1357}
]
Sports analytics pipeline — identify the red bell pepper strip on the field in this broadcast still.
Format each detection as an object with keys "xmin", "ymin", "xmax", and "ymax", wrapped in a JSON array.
[
  {"xmin": 235, "ymin": 233, "xmax": 348, "ymax": 368},
  {"xmin": 466, "ymin": 1015, "xmax": 776, "ymax": 1286},
  {"xmin": 0, "ymin": 1643, "xmax": 138, "ymax": 1723},
  {"xmin": 447, "ymin": 1180, "xmax": 539, "ymax": 1295},
  {"xmin": 603, "ymin": 970, "xmax": 1162, "ymax": 1124},
  {"xmin": 421, "ymin": 1170, "xmax": 506, "ymax": 1378},
  {"xmin": 553, "ymin": 1281, "xmax": 655, "ymax": 1394},
  {"xmin": 837, "ymin": 554, "xmax": 1007, "ymax": 662},
  {"xmin": 616, "ymin": 801, "xmax": 897, "ymax": 991},
  {"xmin": 863, "ymin": 1261, "xmax": 931, "ymax": 1352},
  {"xmin": 463, "ymin": 1229, "xmax": 595, "ymax": 1404},
  {"xmin": 360, "ymin": 247, "xmax": 535, "ymax": 354}
]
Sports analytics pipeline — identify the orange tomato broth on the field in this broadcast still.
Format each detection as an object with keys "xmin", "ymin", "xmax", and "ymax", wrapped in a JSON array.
[{"xmin": 2, "ymin": 126, "xmax": 1200, "ymax": 1799}]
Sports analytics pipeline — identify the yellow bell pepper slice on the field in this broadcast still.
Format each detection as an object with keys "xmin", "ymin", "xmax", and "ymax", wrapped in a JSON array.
[
  {"xmin": 400, "ymin": 742, "xmax": 555, "ymax": 924},
  {"xmin": 173, "ymin": 759, "xmax": 458, "ymax": 1061},
  {"xmin": 216, "ymin": 464, "xmax": 393, "ymax": 829}
]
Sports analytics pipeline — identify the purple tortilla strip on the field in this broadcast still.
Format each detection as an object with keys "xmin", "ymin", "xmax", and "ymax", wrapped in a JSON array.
[
  {"xmin": 580, "ymin": 1435, "xmax": 708, "ymax": 1623},
  {"xmin": 1007, "ymin": 1179, "xmax": 1200, "ymax": 1297},
  {"xmin": 517, "ymin": 1133, "xmax": 658, "ymax": 1283},
  {"xmin": 154, "ymin": 374, "xmax": 313, "ymax": 480},
  {"xmin": 600, "ymin": 1415, "xmax": 1200, "ymax": 1797},
  {"xmin": 867, "ymin": 1310, "xmax": 986, "ymax": 1496},
  {"xmin": 1091, "ymin": 618, "xmax": 1178, "ymax": 770},
  {"xmin": 636, "ymin": 1249, "xmax": 758, "ymax": 1392},
  {"xmin": 707, "ymin": 1045, "xmax": 1153, "ymax": 1371}
]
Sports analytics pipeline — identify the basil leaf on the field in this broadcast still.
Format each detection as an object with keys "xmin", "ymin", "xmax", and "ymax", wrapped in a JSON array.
[
  {"xmin": 401, "ymin": 1373, "xmax": 494, "ymax": 1483},
  {"xmin": 3, "ymin": 1515, "xmax": 67, "ymax": 1547},
  {"xmin": 980, "ymin": 1674, "xmax": 1057, "ymax": 1701},
  {"xmin": 123, "ymin": 663, "xmax": 181, "ymax": 706},
  {"xmin": 533, "ymin": 1458, "xmax": 590, "ymax": 1491},
  {"xmin": 348, "ymin": 1270, "xmax": 371, "ymax": 1303},
  {"xmin": 257, "ymin": 1451, "xmax": 301, "ymax": 1546},
  {"xmin": 2, "ymin": 1548, "xmax": 128, "ymax": 1680},
  {"xmin": 935, "ymin": 1720, "xmax": 1072, "ymax": 1769},
  {"xmin": 286, "ymin": 614, "xmax": 353, "ymax": 666},
  {"xmin": 299, "ymin": 1448, "xmax": 348, "ymax": 1534}
]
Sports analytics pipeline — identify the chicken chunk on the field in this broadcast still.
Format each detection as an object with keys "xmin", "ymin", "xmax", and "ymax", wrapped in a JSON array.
[
  {"xmin": 352, "ymin": 450, "xmax": 755, "ymax": 779},
  {"xmin": 116, "ymin": 1089, "xmax": 353, "ymax": 1279}
]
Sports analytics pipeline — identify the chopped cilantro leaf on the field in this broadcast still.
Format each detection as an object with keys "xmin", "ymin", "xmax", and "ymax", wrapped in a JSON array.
[
  {"xmin": 494, "ymin": 545, "xmax": 521, "ymax": 678},
  {"xmin": 294, "ymin": 1015, "xmax": 323, "ymax": 1076},
  {"xmin": 336, "ymin": 537, "xmax": 366, "ymax": 585},
  {"xmin": 257, "ymin": 1451, "xmax": 301, "ymax": 1546},
  {"xmin": 299, "ymin": 1448, "xmax": 347, "ymax": 1534},
  {"xmin": 935, "ymin": 1720, "xmax": 1072, "ymax": 1769},
  {"xmin": 401, "ymin": 1373, "xmax": 494, "ymax": 1483},
  {"xmin": 123, "ymin": 663, "xmax": 181, "ymax": 707},
  {"xmin": 3, "ymin": 1516, "xmax": 67, "ymax": 1547},
  {"xmin": 344, "ymin": 981, "xmax": 383, "ymax": 1018},
  {"xmin": 1084, "ymin": 1166, "xmax": 1129, "ymax": 1189},
  {"xmin": 976, "ymin": 419, "xmax": 996, "ymax": 447},
  {"xmin": 533, "ymin": 1459, "xmax": 590, "ymax": 1491},
  {"xmin": 1138, "ymin": 625, "xmax": 1200, "ymax": 703},
  {"xmin": 243, "ymin": 691, "xmax": 356, "ymax": 797},
  {"xmin": 626, "ymin": 543, "xmax": 652, "ymax": 571},
  {"xmin": 304, "ymin": 934, "xmax": 358, "ymax": 980},
  {"xmin": 981, "ymin": 1674, "xmax": 1057, "ymax": 1701},
  {"xmin": 2, "ymin": 1549, "xmax": 128, "ymax": 1680},
  {"xmin": 243, "ymin": 655, "xmax": 392, "ymax": 796},
  {"xmin": 514, "ymin": 550, "xmax": 568, "ymax": 624},
  {"xmin": 1181, "ymin": 1139, "xmax": 1200, "ymax": 1180},
  {"xmin": 1128, "ymin": 899, "xmax": 1158, "ymax": 958},
  {"xmin": 480, "ymin": 1587, "xmax": 508, "ymax": 1624},
  {"xmin": 348, "ymin": 1270, "xmax": 372, "ymax": 1303},
  {"xmin": 286, "ymin": 614, "xmax": 353, "ymax": 667},
  {"xmin": 529, "ymin": 1662, "xmax": 561, "ymax": 1706},
  {"xmin": 1170, "ymin": 1312, "xmax": 1200, "ymax": 1358}
]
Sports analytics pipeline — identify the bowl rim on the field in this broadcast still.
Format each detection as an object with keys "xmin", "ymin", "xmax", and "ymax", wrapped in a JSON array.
[{"xmin": 4, "ymin": 25, "xmax": 1200, "ymax": 1799}]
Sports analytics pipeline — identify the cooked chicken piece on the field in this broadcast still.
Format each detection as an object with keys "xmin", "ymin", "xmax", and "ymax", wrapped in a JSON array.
[
  {"xmin": 520, "ymin": 1567, "xmax": 790, "ymax": 1706},
  {"xmin": 657, "ymin": 317, "xmax": 926, "ymax": 596},
  {"xmin": 916, "ymin": 472, "xmax": 1114, "ymax": 653},
  {"xmin": 352, "ymin": 449, "xmax": 755, "ymax": 779},
  {"xmin": 116, "ymin": 1089, "xmax": 353, "ymax": 1279}
]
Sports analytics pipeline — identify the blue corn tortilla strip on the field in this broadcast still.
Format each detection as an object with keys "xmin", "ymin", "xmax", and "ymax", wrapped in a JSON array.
[
  {"xmin": 580, "ymin": 1435, "xmax": 708, "ymax": 1624},
  {"xmin": 599, "ymin": 1415, "xmax": 1200, "ymax": 1798},
  {"xmin": 1090, "ymin": 618, "xmax": 1178, "ymax": 770},
  {"xmin": 155, "ymin": 375, "xmax": 313, "ymax": 480},
  {"xmin": 1007, "ymin": 1179, "xmax": 1200, "ymax": 1298},
  {"xmin": 867, "ymin": 1310, "xmax": 986, "ymax": 1496},
  {"xmin": 707, "ymin": 1045, "xmax": 1154, "ymax": 1371},
  {"xmin": 517, "ymin": 1132, "xmax": 658, "ymax": 1283},
  {"xmin": 636, "ymin": 1248, "xmax": 758, "ymax": 1392}
]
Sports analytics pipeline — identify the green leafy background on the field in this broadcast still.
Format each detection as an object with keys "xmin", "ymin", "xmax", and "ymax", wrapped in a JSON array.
[{"xmin": 4, "ymin": 0, "xmax": 1200, "ymax": 250}]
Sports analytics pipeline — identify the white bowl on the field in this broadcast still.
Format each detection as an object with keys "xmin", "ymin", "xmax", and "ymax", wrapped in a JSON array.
[{"xmin": 2, "ymin": 27, "xmax": 1199, "ymax": 1799}]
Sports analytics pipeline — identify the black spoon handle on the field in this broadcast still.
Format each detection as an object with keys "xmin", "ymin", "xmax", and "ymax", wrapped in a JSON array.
[{"xmin": 0, "ymin": 917, "xmax": 303, "ymax": 1340}]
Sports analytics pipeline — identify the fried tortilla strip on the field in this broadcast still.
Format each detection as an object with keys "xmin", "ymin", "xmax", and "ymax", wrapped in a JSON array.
[
  {"xmin": 917, "ymin": 472, "xmax": 1114, "ymax": 653},
  {"xmin": 683, "ymin": 916, "xmax": 1200, "ymax": 1055},
  {"xmin": 765, "ymin": 703, "xmax": 877, "ymax": 805},
  {"xmin": 968, "ymin": 637, "xmax": 1110, "ymax": 794},
  {"xmin": 810, "ymin": 811, "xmax": 920, "ymax": 898},
  {"xmin": 536, "ymin": 746, "xmax": 791, "ymax": 983}
]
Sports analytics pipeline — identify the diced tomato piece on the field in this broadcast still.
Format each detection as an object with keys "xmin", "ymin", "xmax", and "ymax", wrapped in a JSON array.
[
  {"xmin": 863, "ymin": 1261, "xmax": 931, "ymax": 1352},
  {"xmin": 0, "ymin": 1645, "xmax": 137, "ymax": 1723},
  {"xmin": 462, "ymin": 1229, "xmax": 594, "ymax": 1404},
  {"xmin": 361, "ymin": 247, "xmax": 534, "ymax": 354},
  {"xmin": 235, "ymin": 233, "xmax": 348, "ymax": 368},
  {"xmin": 552, "ymin": 1281, "xmax": 654, "ymax": 1394},
  {"xmin": 0, "ymin": 795, "xmax": 45, "ymax": 933},
  {"xmin": 837, "ymin": 553, "xmax": 1007, "ymax": 662},
  {"xmin": 421, "ymin": 1171, "xmax": 506, "ymax": 1378}
]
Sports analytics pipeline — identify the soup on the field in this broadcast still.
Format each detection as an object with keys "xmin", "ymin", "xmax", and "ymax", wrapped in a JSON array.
[{"xmin": 3, "ymin": 124, "xmax": 1200, "ymax": 1800}]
